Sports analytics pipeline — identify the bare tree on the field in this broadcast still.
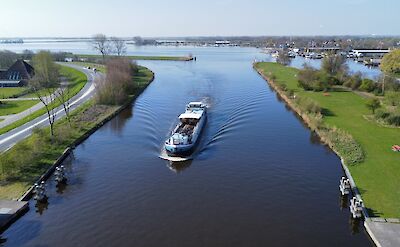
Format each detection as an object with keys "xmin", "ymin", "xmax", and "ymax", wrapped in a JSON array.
[
  {"xmin": 56, "ymin": 84, "xmax": 71, "ymax": 124},
  {"xmin": 31, "ymin": 51, "xmax": 60, "ymax": 137},
  {"xmin": 110, "ymin": 37, "xmax": 127, "ymax": 56},
  {"xmin": 91, "ymin": 34, "xmax": 111, "ymax": 62},
  {"xmin": 276, "ymin": 51, "xmax": 292, "ymax": 66}
]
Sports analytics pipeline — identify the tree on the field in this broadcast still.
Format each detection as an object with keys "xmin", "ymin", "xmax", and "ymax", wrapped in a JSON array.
[
  {"xmin": 133, "ymin": 36, "xmax": 143, "ymax": 46},
  {"xmin": 380, "ymin": 49, "xmax": 400, "ymax": 75},
  {"xmin": 110, "ymin": 37, "xmax": 127, "ymax": 56},
  {"xmin": 21, "ymin": 49, "xmax": 34, "ymax": 60},
  {"xmin": 276, "ymin": 51, "xmax": 292, "ymax": 66},
  {"xmin": 30, "ymin": 51, "xmax": 60, "ymax": 137},
  {"xmin": 0, "ymin": 50, "xmax": 18, "ymax": 69},
  {"xmin": 321, "ymin": 54, "xmax": 348, "ymax": 77},
  {"xmin": 91, "ymin": 34, "xmax": 111, "ymax": 62},
  {"xmin": 380, "ymin": 49, "xmax": 400, "ymax": 95},
  {"xmin": 365, "ymin": 98, "xmax": 381, "ymax": 114},
  {"xmin": 56, "ymin": 84, "xmax": 71, "ymax": 124}
]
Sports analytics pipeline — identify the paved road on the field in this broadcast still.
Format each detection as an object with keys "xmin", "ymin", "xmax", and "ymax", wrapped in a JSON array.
[
  {"xmin": 0, "ymin": 64, "xmax": 98, "ymax": 152},
  {"xmin": 0, "ymin": 94, "xmax": 58, "ymax": 128}
]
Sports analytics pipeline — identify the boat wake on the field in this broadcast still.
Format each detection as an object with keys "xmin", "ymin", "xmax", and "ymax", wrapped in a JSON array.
[{"xmin": 158, "ymin": 149, "xmax": 193, "ymax": 162}]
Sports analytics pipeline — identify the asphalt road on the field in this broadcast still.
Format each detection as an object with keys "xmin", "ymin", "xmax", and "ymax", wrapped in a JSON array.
[{"xmin": 0, "ymin": 63, "xmax": 98, "ymax": 152}]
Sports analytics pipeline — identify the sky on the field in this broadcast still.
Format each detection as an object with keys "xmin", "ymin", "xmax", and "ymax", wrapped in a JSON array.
[{"xmin": 1, "ymin": 0, "xmax": 399, "ymax": 37}]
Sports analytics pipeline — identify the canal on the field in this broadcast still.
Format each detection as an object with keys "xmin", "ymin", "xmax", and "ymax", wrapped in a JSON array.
[{"xmin": 1, "ymin": 46, "xmax": 374, "ymax": 246}]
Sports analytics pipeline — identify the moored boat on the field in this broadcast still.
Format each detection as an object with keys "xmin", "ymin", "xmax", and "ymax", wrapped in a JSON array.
[{"xmin": 165, "ymin": 102, "xmax": 207, "ymax": 156}]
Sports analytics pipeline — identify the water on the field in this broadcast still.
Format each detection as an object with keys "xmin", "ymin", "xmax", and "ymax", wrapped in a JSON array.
[
  {"xmin": 1, "ymin": 45, "xmax": 373, "ymax": 246},
  {"xmin": 0, "ymin": 39, "xmax": 381, "ymax": 79}
]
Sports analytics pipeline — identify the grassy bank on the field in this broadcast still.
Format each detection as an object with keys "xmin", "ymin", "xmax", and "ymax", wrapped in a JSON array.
[
  {"xmin": 0, "ymin": 100, "xmax": 40, "ymax": 116},
  {"xmin": 0, "ymin": 88, "xmax": 29, "ymax": 99},
  {"xmin": 76, "ymin": 54, "xmax": 193, "ymax": 61},
  {"xmin": 255, "ymin": 62, "xmax": 400, "ymax": 218},
  {"xmin": 0, "ymin": 65, "xmax": 87, "ymax": 135},
  {"xmin": 0, "ymin": 66, "xmax": 154, "ymax": 199}
]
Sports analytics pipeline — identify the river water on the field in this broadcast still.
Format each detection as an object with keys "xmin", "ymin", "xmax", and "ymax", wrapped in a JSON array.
[{"xmin": 1, "ymin": 43, "xmax": 375, "ymax": 246}]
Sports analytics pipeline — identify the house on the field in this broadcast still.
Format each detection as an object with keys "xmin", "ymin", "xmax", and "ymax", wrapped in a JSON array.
[{"xmin": 0, "ymin": 59, "xmax": 34, "ymax": 87}]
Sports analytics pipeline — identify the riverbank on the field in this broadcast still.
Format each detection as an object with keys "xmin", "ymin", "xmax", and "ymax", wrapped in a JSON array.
[
  {"xmin": 254, "ymin": 62, "xmax": 400, "ymax": 246},
  {"xmin": 76, "ymin": 54, "xmax": 193, "ymax": 61},
  {"xmin": 0, "ymin": 65, "xmax": 154, "ymax": 200}
]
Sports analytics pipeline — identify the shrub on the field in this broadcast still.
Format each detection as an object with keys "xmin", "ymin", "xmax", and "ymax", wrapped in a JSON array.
[
  {"xmin": 359, "ymin": 79, "xmax": 376, "ymax": 92},
  {"xmin": 375, "ymin": 109, "xmax": 390, "ymax": 119},
  {"xmin": 298, "ymin": 65, "xmax": 331, "ymax": 91},
  {"xmin": 344, "ymin": 73, "xmax": 362, "ymax": 90},
  {"xmin": 365, "ymin": 98, "xmax": 381, "ymax": 114},
  {"xmin": 323, "ymin": 128, "xmax": 364, "ymax": 165},
  {"xmin": 385, "ymin": 91, "xmax": 400, "ymax": 106},
  {"xmin": 386, "ymin": 114, "xmax": 400, "ymax": 126},
  {"xmin": 296, "ymin": 97, "xmax": 321, "ymax": 114},
  {"xmin": 94, "ymin": 58, "xmax": 137, "ymax": 105},
  {"xmin": 309, "ymin": 112, "xmax": 324, "ymax": 129},
  {"xmin": 277, "ymin": 82, "xmax": 287, "ymax": 91}
]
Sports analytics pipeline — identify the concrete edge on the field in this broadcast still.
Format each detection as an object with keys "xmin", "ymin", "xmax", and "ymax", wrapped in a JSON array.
[
  {"xmin": 0, "ymin": 201, "xmax": 29, "ymax": 233},
  {"xmin": 364, "ymin": 221, "xmax": 383, "ymax": 247}
]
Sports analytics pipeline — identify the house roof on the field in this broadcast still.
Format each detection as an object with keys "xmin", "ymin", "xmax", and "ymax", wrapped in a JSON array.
[{"xmin": 0, "ymin": 59, "xmax": 34, "ymax": 80}]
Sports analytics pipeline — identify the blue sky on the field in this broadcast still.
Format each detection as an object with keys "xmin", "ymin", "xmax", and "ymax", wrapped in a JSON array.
[{"xmin": 1, "ymin": 0, "xmax": 399, "ymax": 37}]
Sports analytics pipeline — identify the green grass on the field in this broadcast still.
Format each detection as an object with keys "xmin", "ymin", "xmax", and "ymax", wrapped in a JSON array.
[
  {"xmin": 23, "ymin": 88, "xmax": 55, "ymax": 99},
  {"xmin": 0, "ymin": 65, "xmax": 87, "ymax": 135},
  {"xmin": 0, "ymin": 66, "xmax": 154, "ymax": 200},
  {"xmin": 0, "ymin": 100, "xmax": 40, "ymax": 116},
  {"xmin": 255, "ymin": 62, "xmax": 400, "ymax": 218},
  {"xmin": 76, "ymin": 54, "xmax": 193, "ymax": 61},
  {"xmin": 0, "ymin": 87, "xmax": 30, "ymax": 99}
]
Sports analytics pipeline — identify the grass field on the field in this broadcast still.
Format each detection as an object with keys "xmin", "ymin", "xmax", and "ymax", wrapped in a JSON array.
[
  {"xmin": 76, "ymin": 54, "xmax": 193, "ymax": 61},
  {"xmin": 0, "ymin": 100, "xmax": 40, "ymax": 116},
  {"xmin": 0, "ymin": 65, "xmax": 87, "ymax": 135},
  {"xmin": 0, "ymin": 66, "xmax": 154, "ymax": 200},
  {"xmin": 255, "ymin": 62, "xmax": 400, "ymax": 218},
  {"xmin": 0, "ymin": 88, "xmax": 29, "ymax": 99}
]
